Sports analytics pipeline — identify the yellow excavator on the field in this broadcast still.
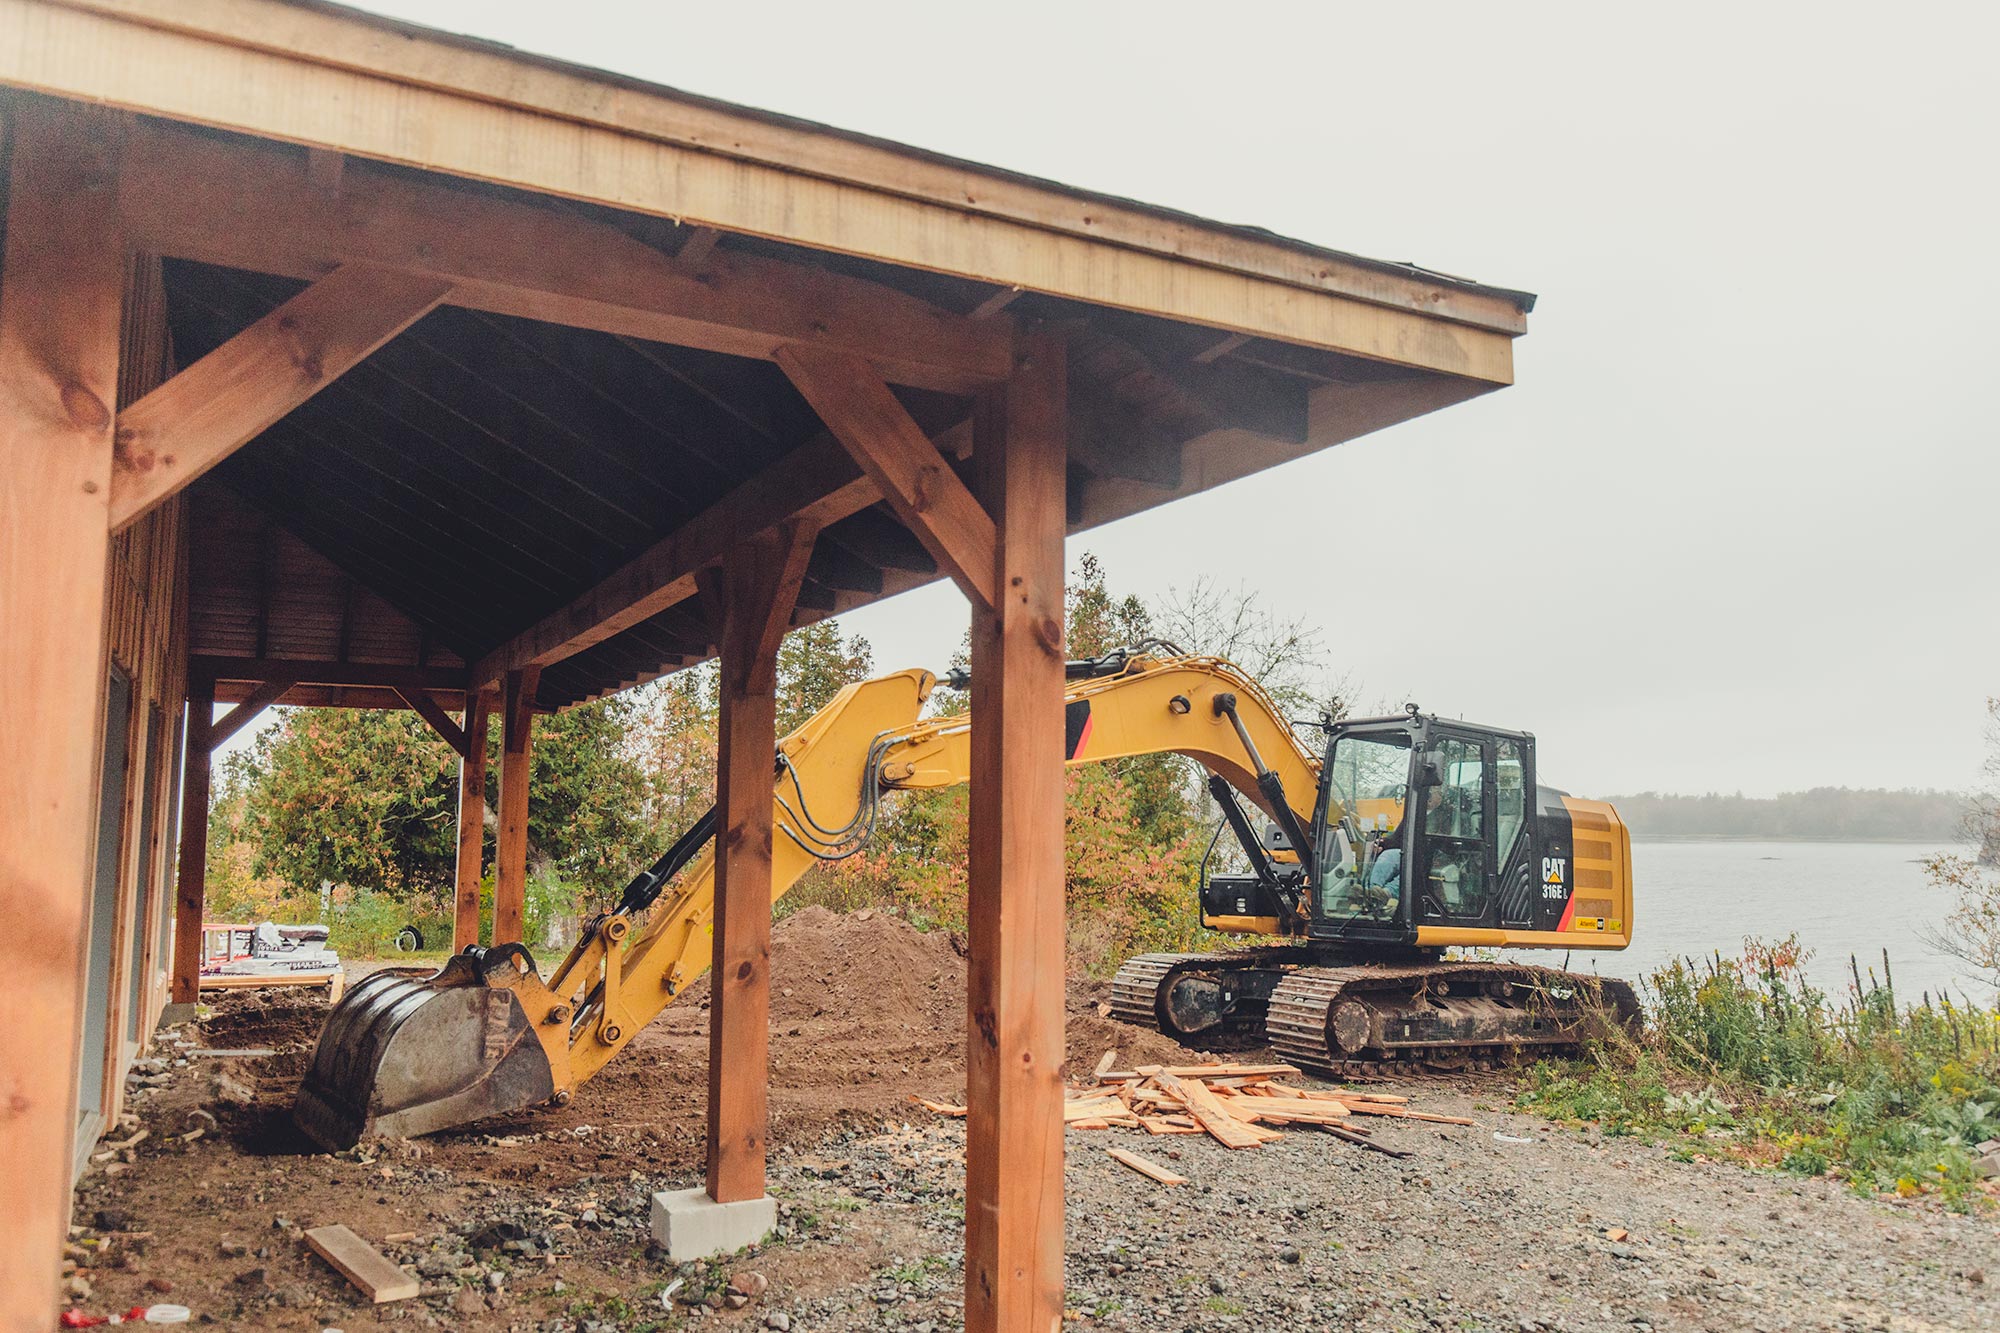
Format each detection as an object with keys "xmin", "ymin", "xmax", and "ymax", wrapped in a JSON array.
[{"xmin": 294, "ymin": 647, "xmax": 1637, "ymax": 1149}]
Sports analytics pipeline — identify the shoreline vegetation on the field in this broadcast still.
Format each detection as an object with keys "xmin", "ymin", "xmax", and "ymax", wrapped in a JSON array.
[
  {"xmin": 1519, "ymin": 938, "xmax": 2000, "ymax": 1210},
  {"xmin": 1600, "ymin": 787, "xmax": 1969, "ymax": 843}
]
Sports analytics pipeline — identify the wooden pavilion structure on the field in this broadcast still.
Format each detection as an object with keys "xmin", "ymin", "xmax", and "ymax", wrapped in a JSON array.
[{"xmin": 0, "ymin": 2, "xmax": 1534, "ymax": 1328}]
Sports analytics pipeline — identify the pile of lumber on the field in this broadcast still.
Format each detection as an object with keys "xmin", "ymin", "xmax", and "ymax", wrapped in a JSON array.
[{"xmin": 917, "ymin": 1056, "xmax": 1472, "ymax": 1166}]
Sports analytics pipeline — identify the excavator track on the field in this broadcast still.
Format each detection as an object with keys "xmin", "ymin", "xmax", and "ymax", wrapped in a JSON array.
[
  {"xmin": 1268, "ymin": 962, "xmax": 1642, "ymax": 1075},
  {"xmin": 1108, "ymin": 949, "xmax": 1309, "ymax": 1049},
  {"xmin": 1112, "ymin": 951, "xmax": 1641, "ymax": 1075}
]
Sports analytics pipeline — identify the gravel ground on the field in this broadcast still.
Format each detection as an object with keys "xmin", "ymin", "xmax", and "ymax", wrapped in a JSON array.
[
  {"xmin": 754, "ymin": 1088, "xmax": 1998, "ymax": 1333},
  {"xmin": 62, "ymin": 910, "xmax": 2000, "ymax": 1332}
]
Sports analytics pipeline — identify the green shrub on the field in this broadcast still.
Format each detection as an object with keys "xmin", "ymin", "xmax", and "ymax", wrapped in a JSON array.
[{"xmin": 1518, "ymin": 937, "xmax": 2000, "ymax": 1208}]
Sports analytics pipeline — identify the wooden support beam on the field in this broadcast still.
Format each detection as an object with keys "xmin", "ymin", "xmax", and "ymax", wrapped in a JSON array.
[
  {"xmin": 493, "ymin": 667, "xmax": 539, "ymax": 946},
  {"xmin": 472, "ymin": 434, "xmax": 878, "ymax": 684},
  {"xmin": 963, "ymin": 330, "xmax": 1069, "ymax": 1333},
  {"xmin": 775, "ymin": 344, "xmax": 999, "ymax": 613},
  {"xmin": 0, "ymin": 100, "xmax": 126, "ymax": 1333},
  {"xmin": 452, "ymin": 690, "xmax": 491, "ymax": 952},
  {"xmin": 120, "ymin": 120, "xmax": 1013, "ymax": 394},
  {"xmin": 205, "ymin": 673, "xmax": 298, "ymax": 749},
  {"xmin": 395, "ymin": 686, "xmax": 468, "ymax": 758},
  {"xmin": 169, "ymin": 684, "xmax": 213, "ymax": 1007},
  {"xmin": 193, "ymin": 655, "xmax": 471, "ymax": 693},
  {"xmin": 109, "ymin": 263, "xmax": 451, "ymax": 531},
  {"xmin": 707, "ymin": 522, "xmax": 816, "ymax": 1205}
]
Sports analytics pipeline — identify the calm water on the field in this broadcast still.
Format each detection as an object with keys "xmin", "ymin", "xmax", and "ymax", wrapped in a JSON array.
[{"xmin": 1504, "ymin": 840, "xmax": 1994, "ymax": 1006}]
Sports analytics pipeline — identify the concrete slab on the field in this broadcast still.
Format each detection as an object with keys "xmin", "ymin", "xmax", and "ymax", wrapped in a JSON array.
[{"xmin": 649, "ymin": 1187, "xmax": 776, "ymax": 1261}]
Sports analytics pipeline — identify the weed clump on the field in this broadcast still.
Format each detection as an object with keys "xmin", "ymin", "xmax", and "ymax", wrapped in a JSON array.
[{"xmin": 1517, "ymin": 938, "xmax": 2000, "ymax": 1208}]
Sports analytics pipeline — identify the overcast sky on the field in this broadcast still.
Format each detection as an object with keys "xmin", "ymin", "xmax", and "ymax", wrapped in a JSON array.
[{"xmin": 351, "ymin": 0, "xmax": 1999, "ymax": 798}]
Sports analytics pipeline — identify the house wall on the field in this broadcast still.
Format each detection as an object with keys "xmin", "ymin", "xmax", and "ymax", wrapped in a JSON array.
[{"xmin": 70, "ymin": 251, "xmax": 188, "ymax": 1166}]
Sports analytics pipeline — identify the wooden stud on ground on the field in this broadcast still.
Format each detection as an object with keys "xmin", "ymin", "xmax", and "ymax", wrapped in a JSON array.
[
  {"xmin": 452, "ymin": 689, "xmax": 492, "ymax": 951},
  {"xmin": 0, "ymin": 99, "xmax": 127, "ymax": 1333},
  {"xmin": 493, "ymin": 667, "xmax": 539, "ymax": 946},
  {"xmin": 706, "ymin": 521, "xmax": 816, "ymax": 1205},
  {"xmin": 1106, "ymin": 1148, "xmax": 1185, "ymax": 1186},
  {"xmin": 303, "ymin": 1225, "xmax": 419, "ymax": 1303}
]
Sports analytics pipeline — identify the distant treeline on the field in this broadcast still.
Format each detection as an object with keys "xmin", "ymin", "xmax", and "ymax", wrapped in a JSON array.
[{"xmin": 1599, "ymin": 788, "xmax": 1970, "ymax": 842}]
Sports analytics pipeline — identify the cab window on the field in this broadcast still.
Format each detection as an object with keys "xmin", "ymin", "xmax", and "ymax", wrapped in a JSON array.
[
  {"xmin": 1418, "ymin": 736, "xmax": 1490, "ymax": 920},
  {"xmin": 1494, "ymin": 737, "xmax": 1526, "ymax": 863},
  {"xmin": 1423, "ymin": 737, "xmax": 1484, "ymax": 839},
  {"xmin": 1316, "ymin": 731, "xmax": 1411, "ymax": 922}
]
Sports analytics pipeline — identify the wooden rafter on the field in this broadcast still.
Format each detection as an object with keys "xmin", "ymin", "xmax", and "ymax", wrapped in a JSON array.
[
  {"xmin": 471, "ymin": 435, "xmax": 880, "ymax": 685},
  {"xmin": 119, "ymin": 120, "xmax": 1013, "ymax": 394},
  {"xmin": 775, "ymin": 344, "xmax": 999, "ymax": 613},
  {"xmin": 109, "ymin": 264, "xmax": 452, "ymax": 531}
]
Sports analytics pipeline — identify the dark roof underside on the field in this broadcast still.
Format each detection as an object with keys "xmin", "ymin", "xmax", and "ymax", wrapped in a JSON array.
[{"xmin": 170, "ymin": 222, "xmax": 1435, "ymax": 709}]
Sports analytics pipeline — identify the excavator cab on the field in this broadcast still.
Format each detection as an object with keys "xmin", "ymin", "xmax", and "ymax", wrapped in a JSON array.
[{"xmin": 1302, "ymin": 713, "xmax": 1631, "ymax": 952}]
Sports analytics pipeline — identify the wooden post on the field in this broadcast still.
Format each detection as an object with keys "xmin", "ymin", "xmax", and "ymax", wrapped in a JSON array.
[
  {"xmin": 453, "ymin": 689, "xmax": 492, "ymax": 951},
  {"xmin": 169, "ymin": 677, "xmax": 214, "ymax": 1005},
  {"xmin": 963, "ymin": 331, "xmax": 1068, "ymax": 1333},
  {"xmin": 706, "ymin": 524, "xmax": 814, "ymax": 1204},
  {"xmin": 0, "ymin": 102, "xmax": 126, "ymax": 1333},
  {"xmin": 493, "ymin": 668, "xmax": 538, "ymax": 946}
]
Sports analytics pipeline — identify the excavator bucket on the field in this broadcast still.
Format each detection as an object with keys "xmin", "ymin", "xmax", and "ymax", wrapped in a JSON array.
[{"xmin": 293, "ymin": 949, "xmax": 564, "ymax": 1150}]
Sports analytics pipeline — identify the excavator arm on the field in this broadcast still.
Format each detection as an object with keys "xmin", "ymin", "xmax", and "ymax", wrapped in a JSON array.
[{"xmin": 293, "ymin": 653, "xmax": 1324, "ymax": 1146}]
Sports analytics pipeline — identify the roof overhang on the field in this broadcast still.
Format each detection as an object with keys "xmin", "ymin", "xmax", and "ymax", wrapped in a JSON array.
[
  {"xmin": 0, "ymin": 0, "xmax": 1537, "ymax": 710},
  {"xmin": 0, "ymin": 0, "xmax": 1528, "ymax": 382}
]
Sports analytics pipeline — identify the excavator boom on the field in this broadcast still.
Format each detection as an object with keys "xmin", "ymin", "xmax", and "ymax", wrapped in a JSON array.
[{"xmin": 295, "ymin": 654, "xmax": 1314, "ymax": 1147}]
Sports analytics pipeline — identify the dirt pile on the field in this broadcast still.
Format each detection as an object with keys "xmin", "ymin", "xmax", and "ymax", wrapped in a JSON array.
[{"xmin": 392, "ymin": 906, "xmax": 1200, "ymax": 1182}]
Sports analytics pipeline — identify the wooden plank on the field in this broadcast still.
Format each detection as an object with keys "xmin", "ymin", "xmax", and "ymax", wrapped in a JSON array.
[
  {"xmin": 303, "ymin": 1224, "xmax": 419, "ymax": 1303},
  {"xmin": 115, "ymin": 119, "xmax": 1012, "ymax": 394},
  {"xmin": 1106, "ymin": 1148, "xmax": 1185, "ymax": 1186},
  {"xmin": 10, "ymin": 1, "xmax": 1532, "ymax": 341},
  {"xmin": 963, "ymin": 330, "xmax": 1068, "ymax": 1333},
  {"xmin": 471, "ymin": 435, "xmax": 878, "ymax": 684},
  {"xmin": 1152, "ymin": 1072, "xmax": 1265, "ymax": 1150},
  {"xmin": 1091, "ymin": 1049, "xmax": 1118, "ymax": 1079},
  {"xmin": 394, "ymin": 685, "xmax": 468, "ymax": 758},
  {"xmin": 452, "ymin": 689, "xmax": 490, "ymax": 951},
  {"xmin": 492, "ymin": 667, "xmax": 538, "ymax": 946},
  {"xmin": 0, "ymin": 98, "xmax": 125, "ymax": 1333},
  {"xmin": 776, "ymin": 344, "xmax": 998, "ymax": 612},
  {"xmin": 706, "ymin": 523, "xmax": 814, "ymax": 1205},
  {"xmin": 1336, "ymin": 1101, "xmax": 1475, "ymax": 1126},
  {"xmin": 205, "ymin": 672, "xmax": 297, "ymax": 749},
  {"xmin": 108, "ymin": 264, "xmax": 451, "ymax": 531}
]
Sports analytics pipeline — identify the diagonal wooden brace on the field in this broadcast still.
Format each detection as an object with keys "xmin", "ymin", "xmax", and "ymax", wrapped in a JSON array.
[
  {"xmin": 775, "ymin": 344, "xmax": 999, "ymax": 613},
  {"xmin": 109, "ymin": 263, "xmax": 451, "ymax": 532}
]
